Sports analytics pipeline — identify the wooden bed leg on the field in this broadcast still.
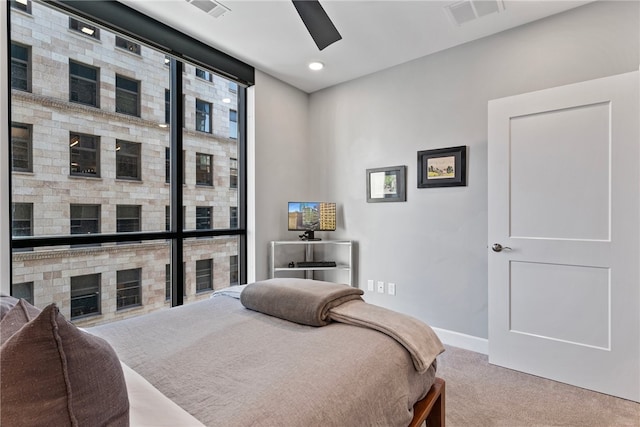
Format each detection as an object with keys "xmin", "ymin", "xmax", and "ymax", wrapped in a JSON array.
[{"xmin": 408, "ymin": 377, "xmax": 445, "ymax": 427}]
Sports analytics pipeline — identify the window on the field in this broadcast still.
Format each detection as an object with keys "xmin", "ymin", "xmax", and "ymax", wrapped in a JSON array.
[
  {"xmin": 69, "ymin": 60, "xmax": 99, "ymax": 107},
  {"xmin": 71, "ymin": 204, "xmax": 100, "ymax": 236},
  {"xmin": 196, "ymin": 207, "xmax": 212, "ymax": 230},
  {"xmin": 10, "ymin": 42, "xmax": 30, "ymax": 91},
  {"xmin": 71, "ymin": 274, "xmax": 101, "ymax": 319},
  {"xmin": 196, "ymin": 153, "xmax": 213, "ymax": 186},
  {"xmin": 69, "ymin": 17, "xmax": 100, "ymax": 39},
  {"xmin": 12, "ymin": 203, "xmax": 33, "ymax": 237},
  {"xmin": 10, "ymin": 0, "xmax": 32, "ymax": 13},
  {"xmin": 117, "ymin": 205, "xmax": 141, "ymax": 233},
  {"xmin": 11, "ymin": 123, "xmax": 32, "ymax": 172},
  {"xmin": 70, "ymin": 133, "xmax": 100, "ymax": 177},
  {"xmin": 195, "ymin": 259, "xmax": 212, "ymax": 293},
  {"xmin": 13, "ymin": 282, "xmax": 34, "ymax": 304},
  {"xmin": 165, "ymin": 264, "xmax": 171, "ymax": 300},
  {"xmin": 117, "ymin": 268, "xmax": 141, "ymax": 309},
  {"xmin": 229, "ymin": 158, "xmax": 237, "ymax": 189},
  {"xmin": 195, "ymin": 68, "xmax": 213, "ymax": 82},
  {"xmin": 115, "ymin": 36, "xmax": 141, "ymax": 55},
  {"xmin": 165, "ymin": 90, "xmax": 170, "ymax": 124},
  {"xmin": 116, "ymin": 140, "xmax": 141, "ymax": 180},
  {"xmin": 230, "ymin": 207, "xmax": 237, "ymax": 229},
  {"xmin": 229, "ymin": 109, "xmax": 238, "ymax": 139},
  {"xmin": 229, "ymin": 82, "xmax": 238, "ymax": 93},
  {"xmin": 116, "ymin": 75, "xmax": 140, "ymax": 116},
  {"xmin": 230, "ymin": 256, "xmax": 238, "ymax": 286},
  {"xmin": 195, "ymin": 99, "xmax": 212, "ymax": 133}
]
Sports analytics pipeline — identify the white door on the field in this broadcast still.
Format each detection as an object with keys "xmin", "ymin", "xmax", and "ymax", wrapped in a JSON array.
[{"xmin": 488, "ymin": 71, "xmax": 640, "ymax": 402}]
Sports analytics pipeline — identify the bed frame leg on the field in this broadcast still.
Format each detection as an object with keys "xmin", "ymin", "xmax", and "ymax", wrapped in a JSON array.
[{"xmin": 409, "ymin": 377, "xmax": 445, "ymax": 427}]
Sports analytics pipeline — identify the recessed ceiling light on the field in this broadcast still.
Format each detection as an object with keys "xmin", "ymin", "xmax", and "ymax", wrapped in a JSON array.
[
  {"xmin": 81, "ymin": 26, "xmax": 95, "ymax": 36},
  {"xmin": 158, "ymin": 123, "xmax": 168, "ymax": 128},
  {"xmin": 308, "ymin": 62, "xmax": 324, "ymax": 71},
  {"xmin": 222, "ymin": 98, "xmax": 231, "ymax": 104}
]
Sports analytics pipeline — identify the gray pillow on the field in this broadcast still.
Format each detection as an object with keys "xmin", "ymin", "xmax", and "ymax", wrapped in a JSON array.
[
  {"xmin": 0, "ymin": 303, "xmax": 129, "ymax": 426},
  {"xmin": 0, "ymin": 294, "xmax": 20, "ymax": 320},
  {"xmin": 0, "ymin": 298, "xmax": 41, "ymax": 345}
]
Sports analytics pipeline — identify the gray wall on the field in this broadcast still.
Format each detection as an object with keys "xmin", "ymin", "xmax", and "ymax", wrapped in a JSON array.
[{"xmin": 252, "ymin": 1, "xmax": 639, "ymax": 340}]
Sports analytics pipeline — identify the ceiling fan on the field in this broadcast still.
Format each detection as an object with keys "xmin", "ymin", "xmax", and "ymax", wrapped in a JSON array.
[{"xmin": 292, "ymin": 0, "xmax": 342, "ymax": 50}]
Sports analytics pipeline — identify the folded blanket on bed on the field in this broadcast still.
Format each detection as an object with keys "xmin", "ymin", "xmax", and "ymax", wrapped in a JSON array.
[
  {"xmin": 240, "ymin": 278, "xmax": 363, "ymax": 326},
  {"xmin": 328, "ymin": 299, "xmax": 445, "ymax": 373}
]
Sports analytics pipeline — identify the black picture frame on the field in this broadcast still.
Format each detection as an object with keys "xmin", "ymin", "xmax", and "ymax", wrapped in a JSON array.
[
  {"xmin": 366, "ymin": 165, "xmax": 407, "ymax": 203},
  {"xmin": 417, "ymin": 146, "xmax": 467, "ymax": 188}
]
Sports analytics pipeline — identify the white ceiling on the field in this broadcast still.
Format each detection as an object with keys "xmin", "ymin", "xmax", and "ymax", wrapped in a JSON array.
[{"xmin": 119, "ymin": 0, "xmax": 593, "ymax": 93}]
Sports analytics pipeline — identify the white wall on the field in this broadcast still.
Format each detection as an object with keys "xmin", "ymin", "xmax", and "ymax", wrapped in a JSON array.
[{"xmin": 301, "ymin": 1, "xmax": 639, "ymax": 341}]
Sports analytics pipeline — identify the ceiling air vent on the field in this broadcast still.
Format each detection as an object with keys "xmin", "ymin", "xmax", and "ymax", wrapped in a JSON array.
[
  {"xmin": 445, "ymin": 0, "xmax": 504, "ymax": 26},
  {"xmin": 185, "ymin": 0, "xmax": 230, "ymax": 18}
]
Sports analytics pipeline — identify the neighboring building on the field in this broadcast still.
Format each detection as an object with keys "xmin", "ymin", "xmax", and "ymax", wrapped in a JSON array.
[{"xmin": 10, "ymin": 1, "xmax": 240, "ymax": 327}]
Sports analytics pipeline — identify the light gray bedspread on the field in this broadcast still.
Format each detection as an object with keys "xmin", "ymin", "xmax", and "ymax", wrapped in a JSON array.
[{"xmin": 89, "ymin": 296, "xmax": 437, "ymax": 427}]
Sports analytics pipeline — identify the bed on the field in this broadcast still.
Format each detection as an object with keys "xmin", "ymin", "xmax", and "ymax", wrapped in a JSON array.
[{"xmin": 0, "ymin": 279, "xmax": 445, "ymax": 427}]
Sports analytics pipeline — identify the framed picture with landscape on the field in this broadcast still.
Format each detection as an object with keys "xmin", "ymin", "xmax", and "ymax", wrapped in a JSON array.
[
  {"xmin": 417, "ymin": 146, "xmax": 467, "ymax": 188},
  {"xmin": 366, "ymin": 165, "xmax": 407, "ymax": 203}
]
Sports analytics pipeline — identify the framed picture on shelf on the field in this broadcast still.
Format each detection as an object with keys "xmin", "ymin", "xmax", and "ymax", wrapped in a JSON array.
[
  {"xmin": 366, "ymin": 165, "xmax": 407, "ymax": 203},
  {"xmin": 417, "ymin": 145, "xmax": 467, "ymax": 188}
]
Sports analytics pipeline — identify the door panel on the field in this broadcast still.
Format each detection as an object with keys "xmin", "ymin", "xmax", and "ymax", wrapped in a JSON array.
[{"xmin": 488, "ymin": 71, "xmax": 639, "ymax": 402}]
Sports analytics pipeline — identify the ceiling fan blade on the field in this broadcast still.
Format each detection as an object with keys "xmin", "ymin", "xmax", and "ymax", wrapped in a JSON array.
[{"xmin": 292, "ymin": 0, "xmax": 342, "ymax": 51}]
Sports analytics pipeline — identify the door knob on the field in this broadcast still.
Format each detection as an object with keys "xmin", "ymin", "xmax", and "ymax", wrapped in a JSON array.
[{"xmin": 491, "ymin": 243, "xmax": 511, "ymax": 252}]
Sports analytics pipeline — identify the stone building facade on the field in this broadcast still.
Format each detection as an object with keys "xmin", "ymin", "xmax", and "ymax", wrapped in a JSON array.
[{"xmin": 10, "ymin": 1, "xmax": 240, "ymax": 327}]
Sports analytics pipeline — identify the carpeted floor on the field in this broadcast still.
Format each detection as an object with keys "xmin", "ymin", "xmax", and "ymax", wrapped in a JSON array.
[{"xmin": 436, "ymin": 345, "xmax": 640, "ymax": 427}]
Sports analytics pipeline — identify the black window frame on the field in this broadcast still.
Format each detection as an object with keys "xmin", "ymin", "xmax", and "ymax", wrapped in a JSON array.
[
  {"xmin": 195, "ymin": 152, "xmax": 213, "ymax": 186},
  {"xmin": 69, "ymin": 59, "xmax": 99, "ymax": 107},
  {"xmin": 69, "ymin": 17, "xmax": 100, "ymax": 39},
  {"xmin": 115, "ymin": 74, "xmax": 140, "ymax": 117},
  {"xmin": 115, "ymin": 35, "xmax": 141, "ymax": 55},
  {"xmin": 9, "ymin": 0, "xmax": 252, "ymax": 308},
  {"xmin": 10, "ymin": 41, "xmax": 30, "ymax": 92},
  {"xmin": 116, "ymin": 268, "xmax": 142, "ymax": 310},
  {"xmin": 195, "ymin": 98, "xmax": 212, "ymax": 133},
  {"xmin": 70, "ymin": 273, "xmax": 101, "ymax": 319},
  {"xmin": 69, "ymin": 132, "xmax": 100, "ymax": 177},
  {"xmin": 11, "ymin": 122, "xmax": 32, "ymax": 172},
  {"xmin": 115, "ymin": 140, "xmax": 141, "ymax": 180}
]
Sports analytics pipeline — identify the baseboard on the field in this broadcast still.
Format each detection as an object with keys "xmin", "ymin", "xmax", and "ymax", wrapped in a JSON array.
[{"xmin": 431, "ymin": 327, "xmax": 488, "ymax": 355}]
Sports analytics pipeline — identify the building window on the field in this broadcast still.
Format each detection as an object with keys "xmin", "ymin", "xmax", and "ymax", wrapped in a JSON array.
[
  {"xmin": 116, "ymin": 205, "xmax": 141, "ymax": 233},
  {"xmin": 13, "ymin": 282, "xmax": 34, "ymax": 304},
  {"xmin": 71, "ymin": 274, "xmax": 101, "ymax": 319},
  {"xmin": 196, "ymin": 206, "xmax": 212, "ymax": 230},
  {"xmin": 165, "ymin": 264, "xmax": 171, "ymax": 300},
  {"xmin": 115, "ymin": 36, "xmax": 141, "ymax": 54},
  {"xmin": 229, "ymin": 109, "xmax": 238, "ymax": 139},
  {"xmin": 70, "ymin": 204, "xmax": 100, "ymax": 236},
  {"xmin": 69, "ymin": 60, "xmax": 99, "ymax": 107},
  {"xmin": 195, "ymin": 99, "xmax": 212, "ymax": 133},
  {"xmin": 230, "ymin": 206, "xmax": 238, "ymax": 229},
  {"xmin": 69, "ymin": 17, "xmax": 100, "ymax": 39},
  {"xmin": 195, "ymin": 68, "xmax": 213, "ymax": 82},
  {"xmin": 229, "ymin": 158, "xmax": 237, "ymax": 189},
  {"xmin": 165, "ymin": 89, "xmax": 170, "ymax": 124},
  {"xmin": 229, "ymin": 82, "xmax": 237, "ymax": 93},
  {"xmin": 196, "ymin": 153, "xmax": 213, "ymax": 186},
  {"xmin": 11, "ymin": 123, "xmax": 32, "ymax": 172},
  {"xmin": 12, "ymin": 203, "xmax": 33, "ymax": 237},
  {"xmin": 10, "ymin": 42, "xmax": 30, "ymax": 92},
  {"xmin": 70, "ymin": 133, "xmax": 100, "ymax": 177},
  {"xmin": 10, "ymin": 0, "xmax": 32, "ymax": 13},
  {"xmin": 116, "ymin": 75, "xmax": 140, "ymax": 117},
  {"xmin": 195, "ymin": 259, "xmax": 212, "ymax": 293},
  {"xmin": 116, "ymin": 140, "xmax": 141, "ymax": 180},
  {"xmin": 230, "ymin": 255, "xmax": 238, "ymax": 286},
  {"xmin": 117, "ymin": 268, "xmax": 141, "ymax": 309}
]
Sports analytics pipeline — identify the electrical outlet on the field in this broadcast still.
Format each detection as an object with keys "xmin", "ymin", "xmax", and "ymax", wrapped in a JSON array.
[
  {"xmin": 388, "ymin": 282, "xmax": 396, "ymax": 296},
  {"xmin": 367, "ymin": 279, "xmax": 374, "ymax": 292},
  {"xmin": 377, "ymin": 281, "xmax": 384, "ymax": 293}
]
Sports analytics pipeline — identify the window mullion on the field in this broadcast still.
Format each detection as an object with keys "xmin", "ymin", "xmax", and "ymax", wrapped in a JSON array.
[{"xmin": 170, "ymin": 58, "xmax": 184, "ymax": 307}]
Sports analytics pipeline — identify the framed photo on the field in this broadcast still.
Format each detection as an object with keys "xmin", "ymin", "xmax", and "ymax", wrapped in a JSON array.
[
  {"xmin": 366, "ymin": 165, "xmax": 407, "ymax": 203},
  {"xmin": 417, "ymin": 146, "xmax": 467, "ymax": 188}
]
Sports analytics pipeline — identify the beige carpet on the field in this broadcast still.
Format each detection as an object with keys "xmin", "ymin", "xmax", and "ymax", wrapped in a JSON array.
[{"xmin": 437, "ymin": 345, "xmax": 640, "ymax": 427}]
